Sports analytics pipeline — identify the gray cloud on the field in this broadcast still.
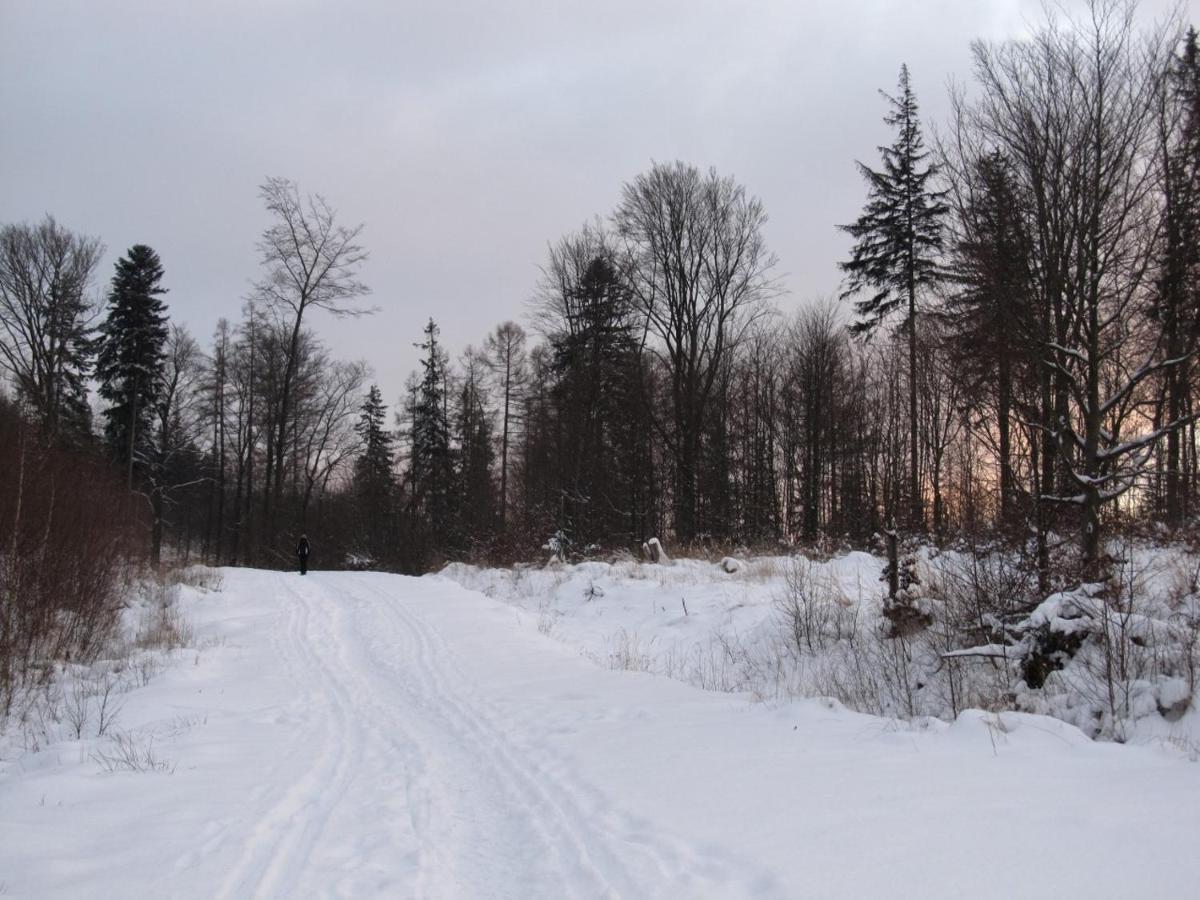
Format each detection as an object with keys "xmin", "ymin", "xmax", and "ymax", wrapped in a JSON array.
[{"xmin": 1, "ymin": 0, "xmax": 1189, "ymax": 402}]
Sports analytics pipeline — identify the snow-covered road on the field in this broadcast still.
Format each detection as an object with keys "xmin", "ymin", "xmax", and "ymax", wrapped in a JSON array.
[
  {"xmin": 4, "ymin": 568, "xmax": 1200, "ymax": 898},
  {"xmin": 211, "ymin": 571, "xmax": 763, "ymax": 898}
]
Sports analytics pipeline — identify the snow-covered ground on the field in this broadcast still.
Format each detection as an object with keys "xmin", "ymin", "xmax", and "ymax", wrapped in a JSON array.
[
  {"xmin": 3, "ymin": 566, "xmax": 1200, "ymax": 897},
  {"xmin": 442, "ymin": 549, "xmax": 1200, "ymax": 739},
  {"xmin": 440, "ymin": 554, "xmax": 880, "ymax": 699}
]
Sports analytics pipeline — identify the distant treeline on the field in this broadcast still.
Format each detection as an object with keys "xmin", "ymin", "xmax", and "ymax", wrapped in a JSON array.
[{"xmin": 0, "ymin": 2, "xmax": 1197, "ymax": 586}]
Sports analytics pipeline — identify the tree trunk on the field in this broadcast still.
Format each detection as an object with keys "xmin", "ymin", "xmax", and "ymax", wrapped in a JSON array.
[
  {"xmin": 885, "ymin": 522, "xmax": 900, "ymax": 601},
  {"xmin": 214, "ymin": 412, "xmax": 225, "ymax": 564},
  {"xmin": 997, "ymin": 351, "xmax": 1013, "ymax": 526},
  {"xmin": 151, "ymin": 485, "xmax": 164, "ymax": 568},
  {"xmin": 126, "ymin": 382, "xmax": 138, "ymax": 492},
  {"xmin": 907, "ymin": 284, "xmax": 922, "ymax": 531},
  {"xmin": 1165, "ymin": 339, "xmax": 1185, "ymax": 528},
  {"xmin": 499, "ymin": 364, "xmax": 510, "ymax": 531},
  {"xmin": 674, "ymin": 435, "xmax": 698, "ymax": 543}
]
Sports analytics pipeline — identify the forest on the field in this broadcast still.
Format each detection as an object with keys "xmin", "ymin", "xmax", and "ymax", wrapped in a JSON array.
[
  {"xmin": 1, "ymin": 3, "xmax": 1197, "ymax": 601},
  {"xmin": 7, "ymin": 6, "xmax": 1200, "ymax": 895}
]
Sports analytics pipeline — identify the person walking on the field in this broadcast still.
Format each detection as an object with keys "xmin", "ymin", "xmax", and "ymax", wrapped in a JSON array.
[{"xmin": 297, "ymin": 534, "xmax": 311, "ymax": 575}]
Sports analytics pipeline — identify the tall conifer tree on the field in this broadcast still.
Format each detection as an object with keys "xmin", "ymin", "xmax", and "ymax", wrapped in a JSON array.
[
  {"xmin": 840, "ymin": 64, "xmax": 947, "ymax": 530},
  {"xmin": 946, "ymin": 150, "xmax": 1034, "ymax": 526},
  {"xmin": 410, "ymin": 319, "xmax": 457, "ymax": 552},
  {"xmin": 354, "ymin": 384, "xmax": 394, "ymax": 492},
  {"xmin": 352, "ymin": 384, "xmax": 395, "ymax": 561},
  {"xmin": 456, "ymin": 355, "xmax": 497, "ymax": 546},
  {"xmin": 95, "ymin": 244, "xmax": 169, "ymax": 488}
]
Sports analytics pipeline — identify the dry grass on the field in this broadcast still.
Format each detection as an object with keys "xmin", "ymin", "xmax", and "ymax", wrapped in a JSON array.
[
  {"xmin": 91, "ymin": 729, "xmax": 175, "ymax": 774},
  {"xmin": 132, "ymin": 575, "xmax": 198, "ymax": 652},
  {"xmin": 599, "ymin": 628, "xmax": 656, "ymax": 673},
  {"xmin": 135, "ymin": 592, "xmax": 195, "ymax": 652},
  {"xmin": 738, "ymin": 558, "xmax": 785, "ymax": 583},
  {"xmin": 160, "ymin": 564, "xmax": 224, "ymax": 593}
]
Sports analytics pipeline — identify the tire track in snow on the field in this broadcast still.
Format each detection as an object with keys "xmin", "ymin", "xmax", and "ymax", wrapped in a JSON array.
[
  {"xmin": 328, "ymin": 576, "xmax": 599, "ymax": 897},
  {"xmin": 215, "ymin": 576, "xmax": 361, "ymax": 900},
  {"xmin": 214, "ymin": 572, "xmax": 778, "ymax": 898},
  {"xmin": 349, "ymin": 575, "xmax": 777, "ymax": 898},
  {"xmin": 297, "ymin": 577, "xmax": 444, "ymax": 896}
]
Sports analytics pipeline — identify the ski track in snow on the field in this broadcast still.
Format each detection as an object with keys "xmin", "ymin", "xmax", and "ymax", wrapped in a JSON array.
[
  {"xmin": 207, "ymin": 571, "xmax": 767, "ymax": 899},
  {"xmin": 9, "ymin": 566, "xmax": 1198, "ymax": 898}
]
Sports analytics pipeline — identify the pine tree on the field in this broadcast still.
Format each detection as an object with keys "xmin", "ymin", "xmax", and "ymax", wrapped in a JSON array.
[
  {"xmin": 840, "ymin": 64, "xmax": 947, "ymax": 531},
  {"xmin": 548, "ymin": 255, "xmax": 648, "ymax": 548},
  {"xmin": 352, "ymin": 384, "xmax": 395, "ymax": 562},
  {"xmin": 410, "ymin": 319, "xmax": 458, "ymax": 554},
  {"xmin": 95, "ymin": 244, "xmax": 169, "ymax": 488},
  {"xmin": 946, "ymin": 150, "xmax": 1035, "ymax": 526},
  {"xmin": 456, "ymin": 354, "xmax": 497, "ymax": 547},
  {"xmin": 354, "ymin": 384, "xmax": 394, "ymax": 493}
]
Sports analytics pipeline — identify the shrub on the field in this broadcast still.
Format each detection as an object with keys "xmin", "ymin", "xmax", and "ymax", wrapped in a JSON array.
[{"xmin": 0, "ymin": 403, "xmax": 145, "ymax": 714}]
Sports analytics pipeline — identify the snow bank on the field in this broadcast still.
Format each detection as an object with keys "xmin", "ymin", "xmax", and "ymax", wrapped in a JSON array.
[{"xmin": 440, "ymin": 542, "xmax": 1200, "ymax": 744}]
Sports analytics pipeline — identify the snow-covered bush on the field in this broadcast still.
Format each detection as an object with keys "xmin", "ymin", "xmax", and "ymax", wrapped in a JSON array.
[
  {"xmin": 1009, "ymin": 547, "xmax": 1200, "ymax": 740},
  {"xmin": 642, "ymin": 537, "xmax": 670, "ymax": 564},
  {"xmin": 438, "ymin": 540, "xmax": 1200, "ymax": 741},
  {"xmin": 776, "ymin": 557, "xmax": 858, "ymax": 653},
  {"xmin": 344, "ymin": 552, "xmax": 376, "ymax": 571},
  {"xmin": 879, "ymin": 527, "xmax": 932, "ymax": 637},
  {"xmin": 544, "ymin": 530, "xmax": 572, "ymax": 563}
]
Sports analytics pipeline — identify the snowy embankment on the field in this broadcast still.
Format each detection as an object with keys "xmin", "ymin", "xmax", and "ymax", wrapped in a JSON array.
[
  {"xmin": 2, "ymin": 566, "xmax": 1199, "ymax": 898},
  {"xmin": 442, "ymin": 547, "xmax": 1200, "ymax": 744},
  {"xmin": 441, "ymin": 554, "xmax": 879, "ymax": 697}
]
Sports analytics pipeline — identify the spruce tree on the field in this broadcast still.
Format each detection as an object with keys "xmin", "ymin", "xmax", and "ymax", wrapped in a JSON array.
[
  {"xmin": 549, "ymin": 255, "xmax": 646, "ymax": 548},
  {"xmin": 352, "ymin": 384, "xmax": 395, "ymax": 561},
  {"xmin": 839, "ymin": 64, "xmax": 947, "ymax": 531},
  {"xmin": 456, "ymin": 356, "xmax": 497, "ymax": 547},
  {"xmin": 946, "ymin": 150, "xmax": 1035, "ymax": 526},
  {"xmin": 410, "ymin": 319, "xmax": 458, "ymax": 554},
  {"xmin": 95, "ymin": 244, "xmax": 169, "ymax": 488},
  {"xmin": 354, "ymin": 384, "xmax": 394, "ymax": 492}
]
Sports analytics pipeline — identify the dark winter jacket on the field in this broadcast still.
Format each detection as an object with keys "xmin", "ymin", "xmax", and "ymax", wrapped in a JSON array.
[{"xmin": 297, "ymin": 538, "xmax": 310, "ymax": 559}]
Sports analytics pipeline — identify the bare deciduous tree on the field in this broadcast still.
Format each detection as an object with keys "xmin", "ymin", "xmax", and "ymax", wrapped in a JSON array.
[
  {"xmin": 253, "ymin": 177, "xmax": 370, "ymax": 552},
  {"xmin": 145, "ymin": 325, "xmax": 204, "ymax": 566},
  {"xmin": 296, "ymin": 357, "xmax": 368, "ymax": 529},
  {"xmin": 968, "ymin": 0, "xmax": 1189, "ymax": 574},
  {"xmin": 0, "ymin": 216, "xmax": 103, "ymax": 440},
  {"xmin": 483, "ymin": 321, "xmax": 527, "ymax": 531},
  {"xmin": 615, "ymin": 161, "xmax": 777, "ymax": 542}
]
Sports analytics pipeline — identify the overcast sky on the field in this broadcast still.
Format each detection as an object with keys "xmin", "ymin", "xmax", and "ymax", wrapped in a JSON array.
[{"xmin": 1, "ymin": 0, "xmax": 1191, "ymax": 405}]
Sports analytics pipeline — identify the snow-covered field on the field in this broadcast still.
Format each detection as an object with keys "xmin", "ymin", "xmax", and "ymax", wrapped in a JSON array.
[{"xmin": 3, "ymin": 565, "xmax": 1200, "ymax": 898}]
